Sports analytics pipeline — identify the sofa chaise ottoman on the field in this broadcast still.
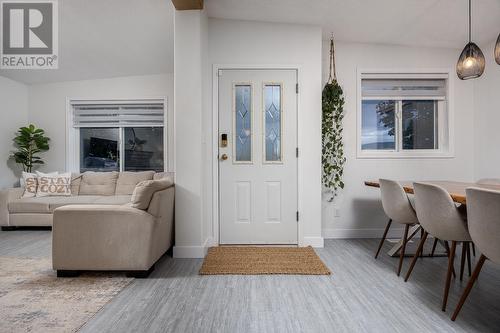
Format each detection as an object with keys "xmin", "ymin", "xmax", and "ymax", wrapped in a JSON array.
[{"xmin": 52, "ymin": 177, "xmax": 174, "ymax": 278}]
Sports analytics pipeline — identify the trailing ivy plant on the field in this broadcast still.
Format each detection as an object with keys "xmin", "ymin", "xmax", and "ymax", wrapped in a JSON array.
[
  {"xmin": 322, "ymin": 80, "xmax": 345, "ymax": 198},
  {"xmin": 10, "ymin": 124, "xmax": 50, "ymax": 173}
]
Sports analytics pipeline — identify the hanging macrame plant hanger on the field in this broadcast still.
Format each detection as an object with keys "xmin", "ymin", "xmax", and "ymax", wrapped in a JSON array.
[
  {"xmin": 322, "ymin": 34, "xmax": 345, "ymax": 200},
  {"xmin": 327, "ymin": 34, "xmax": 337, "ymax": 84}
]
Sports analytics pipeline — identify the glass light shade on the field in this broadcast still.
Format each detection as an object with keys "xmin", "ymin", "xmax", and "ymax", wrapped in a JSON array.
[
  {"xmin": 456, "ymin": 42, "xmax": 485, "ymax": 80},
  {"xmin": 495, "ymin": 33, "xmax": 500, "ymax": 65}
]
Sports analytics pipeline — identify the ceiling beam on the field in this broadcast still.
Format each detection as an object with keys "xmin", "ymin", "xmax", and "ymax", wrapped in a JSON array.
[{"xmin": 171, "ymin": 0, "xmax": 203, "ymax": 10}]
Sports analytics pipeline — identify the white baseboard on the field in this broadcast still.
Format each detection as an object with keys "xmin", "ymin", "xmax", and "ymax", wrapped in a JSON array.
[
  {"xmin": 173, "ymin": 245, "xmax": 207, "ymax": 258},
  {"xmin": 322, "ymin": 228, "xmax": 407, "ymax": 239},
  {"xmin": 172, "ymin": 237, "xmax": 216, "ymax": 258},
  {"xmin": 302, "ymin": 236, "xmax": 324, "ymax": 247}
]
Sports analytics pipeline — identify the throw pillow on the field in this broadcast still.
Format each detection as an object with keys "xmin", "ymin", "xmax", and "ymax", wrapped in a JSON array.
[
  {"xmin": 36, "ymin": 172, "xmax": 72, "ymax": 197},
  {"xmin": 21, "ymin": 172, "xmax": 38, "ymax": 198},
  {"xmin": 35, "ymin": 171, "xmax": 59, "ymax": 177},
  {"xmin": 131, "ymin": 178, "xmax": 172, "ymax": 210}
]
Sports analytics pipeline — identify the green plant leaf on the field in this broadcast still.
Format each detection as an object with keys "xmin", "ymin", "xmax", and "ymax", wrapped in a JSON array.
[
  {"xmin": 10, "ymin": 124, "xmax": 50, "ymax": 172},
  {"xmin": 322, "ymin": 80, "xmax": 346, "ymax": 195}
]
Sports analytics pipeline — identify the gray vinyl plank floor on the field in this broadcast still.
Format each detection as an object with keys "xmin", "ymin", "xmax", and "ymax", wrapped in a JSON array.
[{"xmin": 1, "ymin": 229, "xmax": 499, "ymax": 332}]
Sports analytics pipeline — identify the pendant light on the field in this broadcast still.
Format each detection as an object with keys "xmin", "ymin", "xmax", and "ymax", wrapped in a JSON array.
[
  {"xmin": 495, "ymin": 33, "xmax": 500, "ymax": 65},
  {"xmin": 456, "ymin": 0, "xmax": 485, "ymax": 80}
]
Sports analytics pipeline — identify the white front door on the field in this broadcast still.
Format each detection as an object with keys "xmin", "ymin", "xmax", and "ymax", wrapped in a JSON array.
[{"xmin": 218, "ymin": 69, "xmax": 298, "ymax": 244}]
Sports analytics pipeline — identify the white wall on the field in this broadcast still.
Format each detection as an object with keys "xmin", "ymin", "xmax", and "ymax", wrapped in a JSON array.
[
  {"xmin": 0, "ymin": 76, "xmax": 29, "ymax": 188},
  {"xmin": 321, "ymin": 41, "xmax": 476, "ymax": 238},
  {"xmin": 207, "ymin": 19, "xmax": 324, "ymax": 247},
  {"xmin": 473, "ymin": 40, "xmax": 500, "ymax": 180},
  {"xmin": 172, "ymin": 10, "xmax": 207, "ymax": 258},
  {"xmin": 27, "ymin": 74, "xmax": 174, "ymax": 172}
]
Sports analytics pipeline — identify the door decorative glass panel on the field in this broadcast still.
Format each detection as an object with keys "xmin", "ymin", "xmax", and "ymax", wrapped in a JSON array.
[
  {"xmin": 234, "ymin": 85, "xmax": 252, "ymax": 162},
  {"xmin": 264, "ymin": 84, "xmax": 282, "ymax": 162}
]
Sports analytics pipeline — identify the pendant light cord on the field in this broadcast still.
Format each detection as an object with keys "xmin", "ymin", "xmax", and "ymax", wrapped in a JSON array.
[
  {"xmin": 468, "ymin": 0, "xmax": 471, "ymax": 43},
  {"xmin": 328, "ymin": 34, "xmax": 337, "ymax": 83}
]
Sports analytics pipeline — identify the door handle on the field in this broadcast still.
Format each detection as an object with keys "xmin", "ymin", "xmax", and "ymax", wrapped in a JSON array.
[{"xmin": 220, "ymin": 154, "xmax": 228, "ymax": 161}]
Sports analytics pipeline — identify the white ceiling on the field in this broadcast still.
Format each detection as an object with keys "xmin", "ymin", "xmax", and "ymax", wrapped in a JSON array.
[
  {"xmin": 2, "ymin": 0, "xmax": 499, "ymax": 85},
  {"xmin": 206, "ymin": 0, "xmax": 500, "ymax": 49},
  {"xmin": 0, "ymin": 0, "xmax": 174, "ymax": 85}
]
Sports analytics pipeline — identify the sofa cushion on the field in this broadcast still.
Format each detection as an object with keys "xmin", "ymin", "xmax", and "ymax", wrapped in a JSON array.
[
  {"xmin": 131, "ymin": 179, "xmax": 173, "ymax": 210},
  {"xmin": 79, "ymin": 172, "xmax": 118, "ymax": 196},
  {"xmin": 8, "ymin": 196, "xmax": 103, "ymax": 213},
  {"xmin": 153, "ymin": 172, "xmax": 174, "ymax": 181},
  {"xmin": 8, "ymin": 198, "xmax": 51, "ymax": 213},
  {"xmin": 115, "ymin": 171, "xmax": 154, "ymax": 195},
  {"xmin": 70, "ymin": 173, "xmax": 82, "ymax": 195},
  {"xmin": 36, "ymin": 172, "xmax": 72, "ymax": 197},
  {"xmin": 46, "ymin": 196, "xmax": 104, "ymax": 211},
  {"xmin": 94, "ymin": 195, "xmax": 132, "ymax": 205},
  {"xmin": 21, "ymin": 172, "xmax": 38, "ymax": 198}
]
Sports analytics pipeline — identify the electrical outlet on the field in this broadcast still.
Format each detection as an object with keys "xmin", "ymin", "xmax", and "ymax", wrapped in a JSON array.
[{"xmin": 334, "ymin": 208, "xmax": 341, "ymax": 217}]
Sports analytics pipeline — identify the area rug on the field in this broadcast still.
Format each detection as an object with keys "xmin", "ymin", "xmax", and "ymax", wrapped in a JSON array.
[
  {"xmin": 199, "ymin": 246, "xmax": 331, "ymax": 275},
  {"xmin": 0, "ymin": 256, "xmax": 132, "ymax": 333}
]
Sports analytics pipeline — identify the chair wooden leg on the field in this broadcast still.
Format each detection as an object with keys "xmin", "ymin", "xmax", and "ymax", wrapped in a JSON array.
[
  {"xmin": 397, "ymin": 224, "xmax": 410, "ymax": 276},
  {"xmin": 451, "ymin": 254, "xmax": 487, "ymax": 321},
  {"xmin": 444, "ymin": 241, "xmax": 456, "ymax": 278},
  {"xmin": 442, "ymin": 241, "xmax": 457, "ymax": 312},
  {"xmin": 375, "ymin": 219, "xmax": 392, "ymax": 259},
  {"xmin": 471, "ymin": 243, "xmax": 476, "ymax": 256},
  {"xmin": 430, "ymin": 238, "xmax": 438, "ymax": 257},
  {"xmin": 459, "ymin": 242, "xmax": 467, "ymax": 281},
  {"xmin": 404, "ymin": 231, "xmax": 428, "ymax": 282},
  {"xmin": 466, "ymin": 242, "xmax": 472, "ymax": 277}
]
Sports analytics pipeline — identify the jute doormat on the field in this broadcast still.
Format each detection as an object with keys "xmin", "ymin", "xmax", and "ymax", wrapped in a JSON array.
[{"xmin": 199, "ymin": 246, "xmax": 331, "ymax": 275}]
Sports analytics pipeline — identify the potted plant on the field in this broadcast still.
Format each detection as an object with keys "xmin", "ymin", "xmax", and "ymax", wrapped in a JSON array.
[{"xmin": 10, "ymin": 124, "xmax": 50, "ymax": 172}]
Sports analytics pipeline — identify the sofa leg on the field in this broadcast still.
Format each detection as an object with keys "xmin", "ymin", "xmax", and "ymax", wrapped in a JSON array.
[
  {"xmin": 126, "ymin": 264, "xmax": 155, "ymax": 278},
  {"xmin": 1, "ymin": 226, "xmax": 17, "ymax": 231},
  {"xmin": 57, "ymin": 270, "xmax": 80, "ymax": 278}
]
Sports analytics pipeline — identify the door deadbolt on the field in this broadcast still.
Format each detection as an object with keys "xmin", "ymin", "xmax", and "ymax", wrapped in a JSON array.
[{"xmin": 220, "ymin": 133, "xmax": 228, "ymax": 147}]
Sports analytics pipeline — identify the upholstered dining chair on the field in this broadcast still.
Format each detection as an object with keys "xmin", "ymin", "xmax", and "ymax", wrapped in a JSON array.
[
  {"xmin": 376, "ymin": 179, "xmax": 419, "ymax": 276},
  {"xmin": 469, "ymin": 179, "xmax": 500, "ymax": 256},
  {"xmin": 451, "ymin": 188, "xmax": 500, "ymax": 321},
  {"xmin": 405, "ymin": 182, "xmax": 472, "ymax": 312}
]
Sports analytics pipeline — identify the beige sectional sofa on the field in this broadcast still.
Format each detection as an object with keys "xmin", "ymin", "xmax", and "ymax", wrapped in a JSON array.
[
  {"xmin": 0, "ymin": 171, "xmax": 172, "ymax": 228},
  {"xmin": 0, "ymin": 171, "xmax": 175, "ymax": 278}
]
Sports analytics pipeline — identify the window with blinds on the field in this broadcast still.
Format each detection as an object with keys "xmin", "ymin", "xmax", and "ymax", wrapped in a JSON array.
[
  {"xmin": 361, "ymin": 78, "xmax": 447, "ymax": 99},
  {"xmin": 72, "ymin": 102, "xmax": 164, "ymax": 127},
  {"xmin": 359, "ymin": 73, "xmax": 450, "ymax": 157},
  {"xmin": 70, "ymin": 100, "xmax": 165, "ymax": 173}
]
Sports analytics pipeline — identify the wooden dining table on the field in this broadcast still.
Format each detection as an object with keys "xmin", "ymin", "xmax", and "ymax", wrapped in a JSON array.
[
  {"xmin": 365, "ymin": 180, "xmax": 500, "ymax": 205},
  {"xmin": 365, "ymin": 180, "xmax": 500, "ymax": 257}
]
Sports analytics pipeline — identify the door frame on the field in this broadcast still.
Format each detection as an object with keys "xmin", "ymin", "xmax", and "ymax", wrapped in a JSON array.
[{"xmin": 212, "ymin": 64, "xmax": 302, "ymax": 245}]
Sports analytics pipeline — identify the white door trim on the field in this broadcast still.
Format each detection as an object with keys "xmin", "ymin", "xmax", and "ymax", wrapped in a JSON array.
[{"xmin": 212, "ymin": 64, "xmax": 302, "ymax": 246}]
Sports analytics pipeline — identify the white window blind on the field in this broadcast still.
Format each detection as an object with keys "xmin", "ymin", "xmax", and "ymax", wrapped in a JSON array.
[
  {"xmin": 361, "ymin": 77, "xmax": 447, "ymax": 99},
  {"xmin": 72, "ymin": 101, "xmax": 164, "ymax": 127}
]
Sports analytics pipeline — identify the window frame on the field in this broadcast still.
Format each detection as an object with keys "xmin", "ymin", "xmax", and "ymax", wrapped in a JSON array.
[
  {"xmin": 356, "ymin": 69, "xmax": 454, "ymax": 159},
  {"xmin": 66, "ymin": 98, "xmax": 168, "ymax": 172}
]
